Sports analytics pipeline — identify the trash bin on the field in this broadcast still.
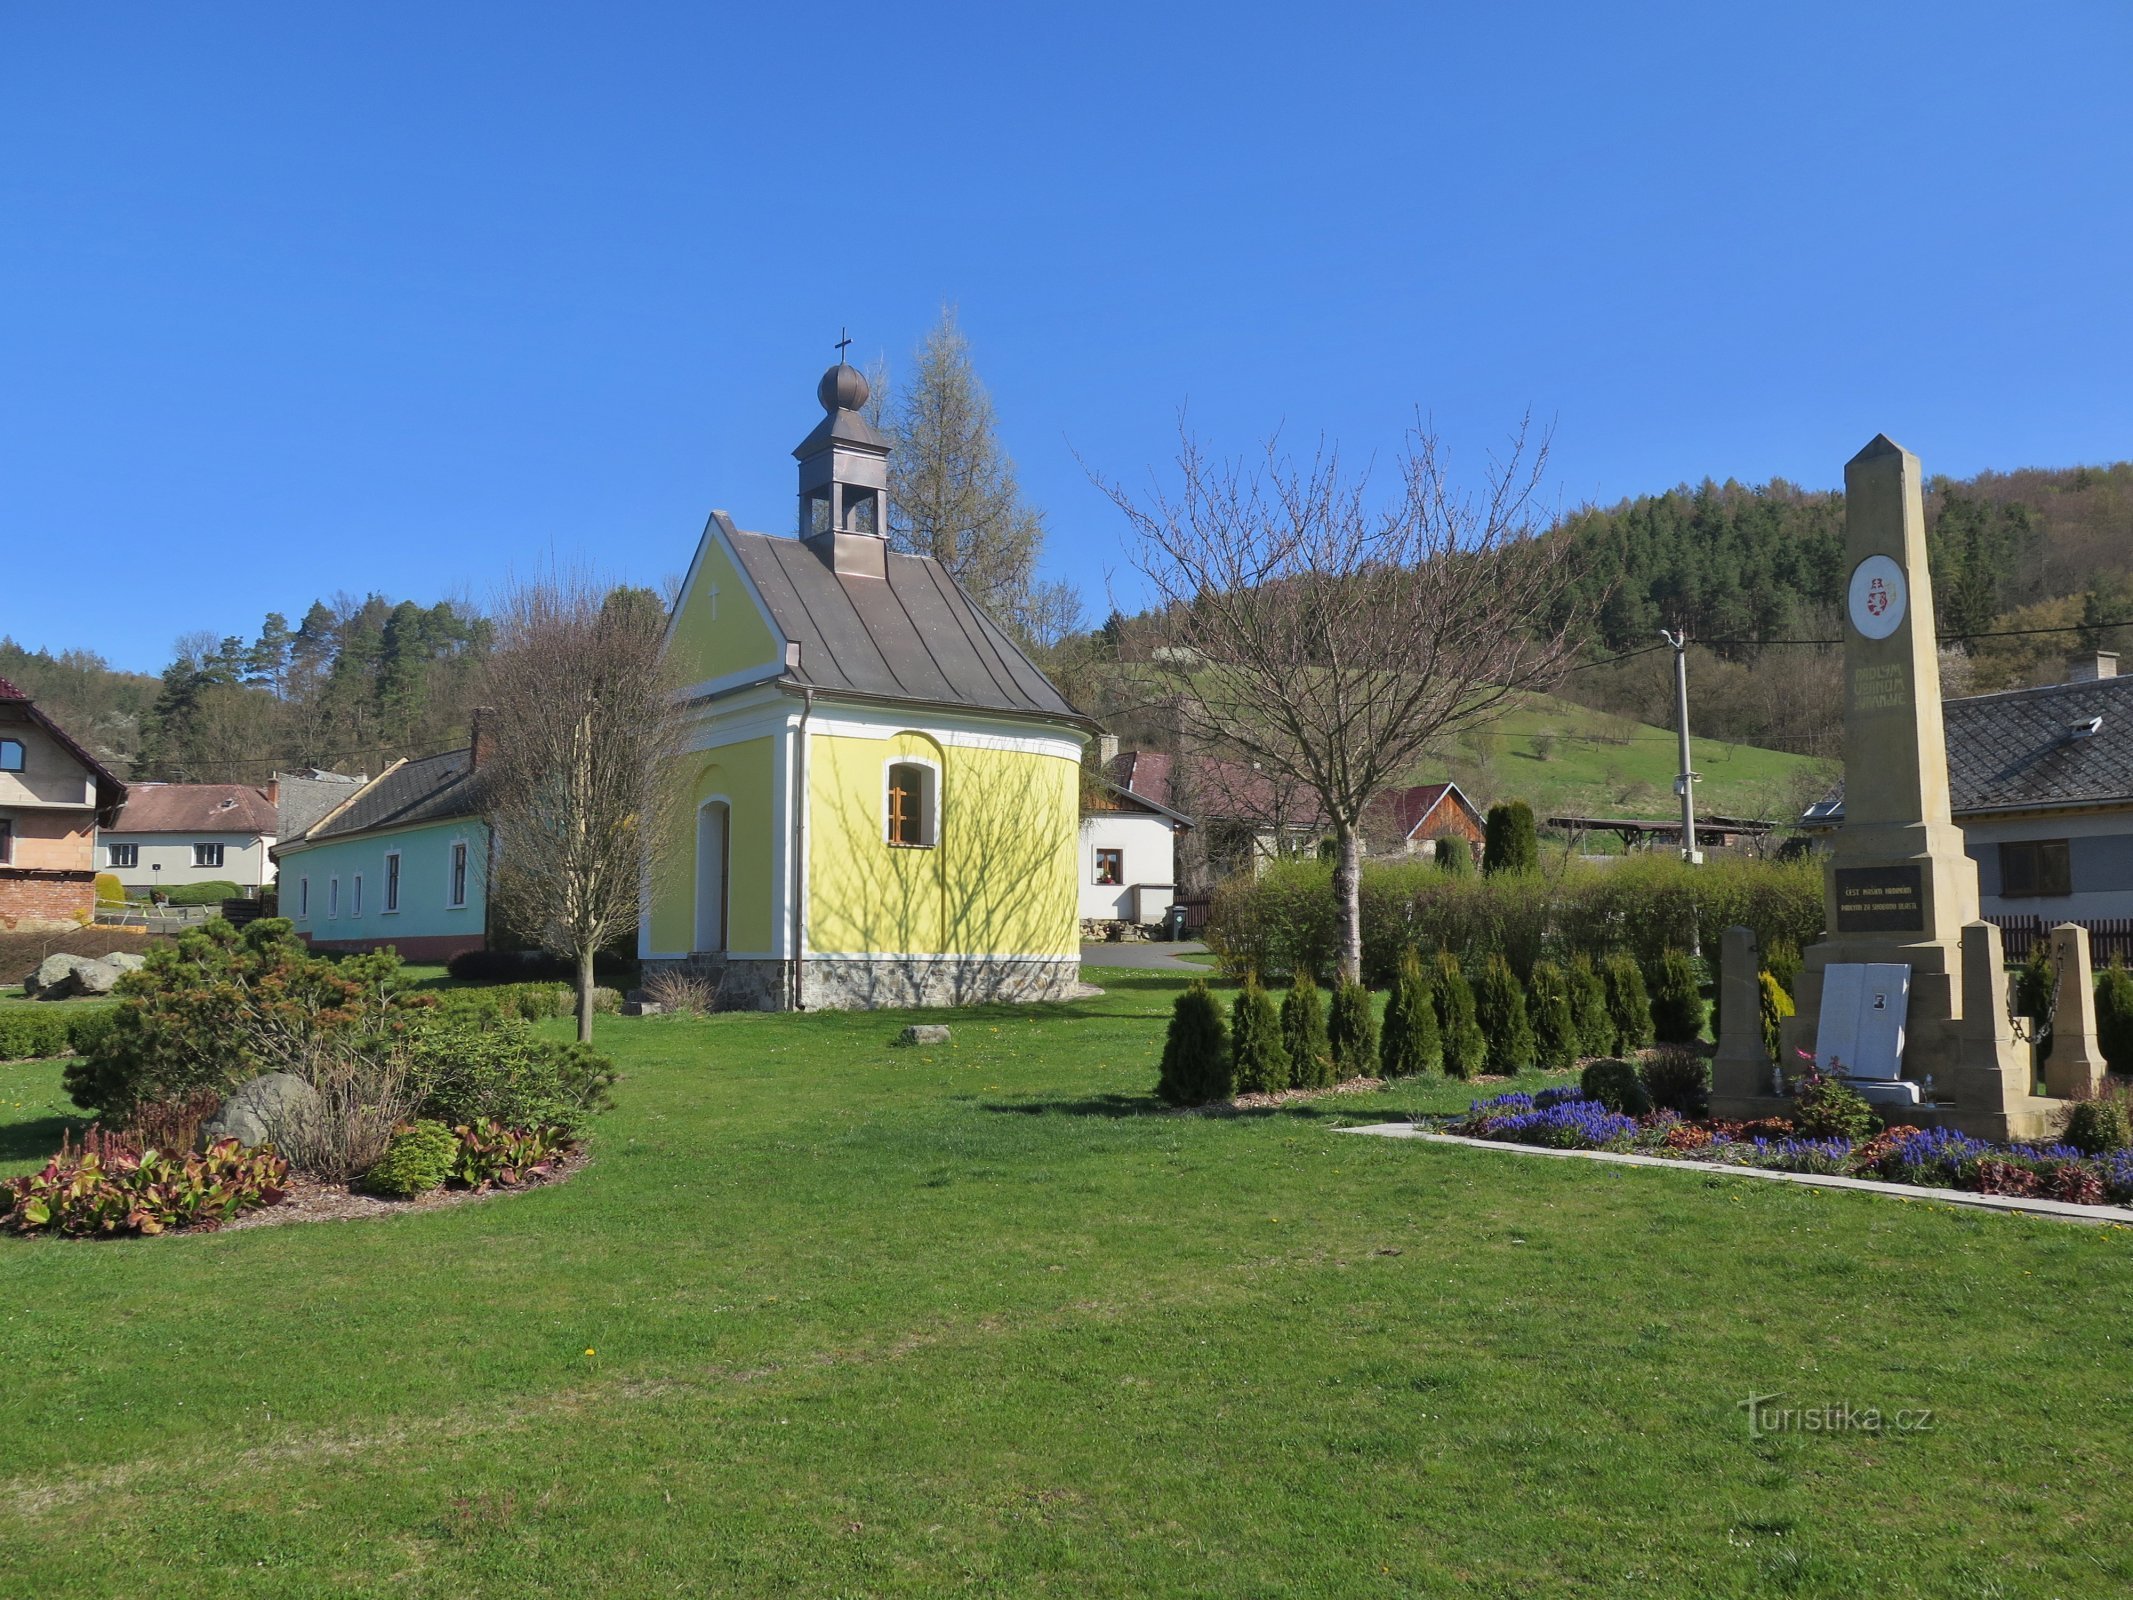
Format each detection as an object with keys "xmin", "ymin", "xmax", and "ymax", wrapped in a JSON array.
[{"xmin": 1164, "ymin": 904, "xmax": 1188, "ymax": 942}]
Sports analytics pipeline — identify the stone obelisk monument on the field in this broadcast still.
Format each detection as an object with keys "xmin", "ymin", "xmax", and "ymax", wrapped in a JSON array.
[{"xmin": 1716, "ymin": 435, "xmax": 2058, "ymax": 1138}]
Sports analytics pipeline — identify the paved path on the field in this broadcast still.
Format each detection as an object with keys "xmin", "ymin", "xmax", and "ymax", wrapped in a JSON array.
[{"xmin": 1079, "ymin": 939, "xmax": 1210, "ymax": 972}]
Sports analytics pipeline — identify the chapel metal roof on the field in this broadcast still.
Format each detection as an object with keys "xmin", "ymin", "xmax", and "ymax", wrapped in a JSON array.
[{"xmin": 720, "ymin": 518, "xmax": 1087, "ymax": 726}]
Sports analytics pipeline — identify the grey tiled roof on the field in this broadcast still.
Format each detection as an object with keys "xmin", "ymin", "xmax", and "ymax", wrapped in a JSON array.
[
  {"xmin": 722, "ymin": 521, "xmax": 1085, "ymax": 725},
  {"xmin": 273, "ymin": 771, "xmax": 366, "ymax": 839},
  {"xmin": 299, "ymin": 749, "xmax": 484, "ymax": 843},
  {"xmin": 1811, "ymin": 675, "xmax": 2133, "ymax": 821}
]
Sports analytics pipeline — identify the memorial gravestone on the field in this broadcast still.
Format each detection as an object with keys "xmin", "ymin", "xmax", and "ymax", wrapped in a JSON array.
[{"xmin": 1712, "ymin": 436, "xmax": 2073, "ymax": 1139}]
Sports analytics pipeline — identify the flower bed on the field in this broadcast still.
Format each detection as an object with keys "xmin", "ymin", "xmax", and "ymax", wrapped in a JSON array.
[{"xmin": 1444, "ymin": 1091, "xmax": 2133, "ymax": 1208}]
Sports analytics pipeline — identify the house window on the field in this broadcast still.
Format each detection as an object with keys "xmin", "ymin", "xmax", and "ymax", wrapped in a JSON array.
[
  {"xmin": 329, "ymin": 877, "xmax": 340, "ymax": 919},
  {"xmin": 886, "ymin": 761, "xmax": 937, "ymax": 848},
  {"xmin": 449, "ymin": 841, "xmax": 469, "ymax": 907},
  {"xmin": 0, "ymin": 819, "xmax": 11, "ymax": 864},
  {"xmin": 299, "ymin": 877, "xmax": 309, "ymax": 918},
  {"xmin": 192, "ymin": 842, "xmax": 225, "ymax": 869},
  {"xmin": 1095, "ymin": 848, "xmax": 1124, "ymax": 886},
  {"xmin": 107, "ymin": 842, "xmax": 139, "ymax": 869},
  {"xmin": 0, "ymin": 738, "xmax": 22, "ymax": 772},
  {"xmin": 352, "ymin": 873, "xmax": 364, "ymax": 917},
  {"xmin": 1999, "ymin": 839, "xmax": 2072, "ymax": 898},
  {"xmin": 384, "ymin": 850, "xmax": 401, "ymax": 913}
]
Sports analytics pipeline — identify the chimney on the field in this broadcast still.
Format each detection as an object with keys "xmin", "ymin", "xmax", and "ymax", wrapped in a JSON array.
[
  {"xmin": 263, "ymin": 777, "xmax": 279, "ymax": 806},
  {"xmin": 1098, "ymin": 733, "xmax": 1120, "ymax": 765},
  {"xmin": 469, "ymin": 706, "xmax": 495, "ymax": 770},
  {"xmin": 2069, "ymin": 651, "xmax": 2120, "ymax": 683}
]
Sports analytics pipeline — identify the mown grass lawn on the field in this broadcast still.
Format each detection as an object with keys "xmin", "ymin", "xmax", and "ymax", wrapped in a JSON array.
[{"xmin": 1, "ymin": 968, "xmax": 2128, "ymax": 1598}]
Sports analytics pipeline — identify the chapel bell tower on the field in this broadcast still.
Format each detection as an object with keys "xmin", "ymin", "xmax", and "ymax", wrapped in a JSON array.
[{"xmin": 795, "ymin": 352, "xmax": 890, "ymax": 579}]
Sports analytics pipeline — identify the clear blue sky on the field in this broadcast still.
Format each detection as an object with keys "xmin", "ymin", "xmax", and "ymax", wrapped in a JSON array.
[{"xmin": 5, "ymin": 3, "xmax": 2129, "ymax": 675}]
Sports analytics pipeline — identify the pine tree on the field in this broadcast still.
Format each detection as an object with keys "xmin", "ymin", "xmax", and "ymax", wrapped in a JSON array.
[
  {"xmin": 1230, "ymin": 974, "xmax": 1291, "ymax": 1094},
  {"xmin": 1648, "ymin": 949, "xmax": 1708, "ymax": 1044},
  {"xmin": 1602, "ymin": 954, "xmax": 1655, "ymax": 1055},
  {"xmin": 1482, "ymin": 801, "xmax": 1539, "ymax": 875},
  {"xmin": 1433, "ymin": 951, "xmax": 1487, "ymax": 1079},
  {"xmin": 1527, "ymin": 958, "xmax": 1578, "ymax": 1071},
  {"xmin": 1281, "ymin": 971, "xmax": 1334, "ymax": 1089},
  {"xmin": 885, "ymin": 307, "xmax": 1054, "ymax": 644},
  {"xmin": 1569, "ymin": 954, "xmax": 1613, "ymax": 1060},
  {"xmin": 1157, "ymin": 979, "xmax": 1231, "ymax": 1106},
  {"xmin": 1473, "ymin": 952, "xmax": 1536, "ymax": 1074},
  {"xmin": 1327, "ymin": 981, "xmax": 1379, "ymax": 1081},
  {"xmin": 1379, "ymin": 947, "xmax": 1441, "ymax": 1078}
]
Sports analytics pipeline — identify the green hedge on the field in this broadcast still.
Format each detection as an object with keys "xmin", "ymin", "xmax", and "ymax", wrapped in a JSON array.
[
  {"xmin": 1206, "ymin": 855, "xmax": 1822, "ymax": 985},
  {"xmin": 163, "ymin": 880, "xmax": 245, "ymax": 907},
  {"xmin": 0, "ymin": 1006, "xmax": 119, "ymax": 1063}
]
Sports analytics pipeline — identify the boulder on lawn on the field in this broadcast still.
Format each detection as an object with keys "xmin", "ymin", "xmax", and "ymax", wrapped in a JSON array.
[
  {"xmin": 898, "ymin": 1024, "xmax": 952, "ymax": 1047},
  {"xmin": 24, "ymin": 954, "xmax": 83, "ymax": 998},
  {"xmin": 200, "ymin": 1072, "xmax": 319, "ymax": 1150},
  {"xmin": 70, "ymin": 958, "xmax": 123, "ymax": 997},
  {"xmin": 101, "ymin": 951, "xmax": 147, "ymax": 975}
]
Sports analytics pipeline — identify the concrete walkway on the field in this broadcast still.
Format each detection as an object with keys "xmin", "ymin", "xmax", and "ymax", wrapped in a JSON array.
[
  {"xmin": 1342, "ymin": 1125, "xmax": 2133, "ymax": 1227},
  {"xmin": 1078, "ymin": 939, "xmax": 1210, "ymax": 972}
]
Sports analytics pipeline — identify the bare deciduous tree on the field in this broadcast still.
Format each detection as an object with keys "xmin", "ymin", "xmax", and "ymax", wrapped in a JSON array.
[
  {"xmin": 1097, "ymin": 421, "xmax": 1589, "ymax": 981},
  {"xmin": 481, "ymin": 579, "xmax": 686, "ymax": 1041}
]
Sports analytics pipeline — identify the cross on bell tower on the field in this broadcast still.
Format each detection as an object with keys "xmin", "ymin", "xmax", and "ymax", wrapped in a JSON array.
[{"xmin": 793, "ymin": 336, "xmax": 892, "ymax": 578}]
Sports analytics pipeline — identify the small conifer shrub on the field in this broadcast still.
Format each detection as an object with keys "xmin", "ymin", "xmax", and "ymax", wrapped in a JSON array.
[
  {"xmin": 1230, "ymin": 975, "xmax": 1291, "ymax": 1095},
  {"xmin": 1648, "ymin": 949, "xmax": 1707, "ymax": 1045},
  {"xmin": 1157, "ymin": 980, "xmax": 1231, "ymax": 1106},
  {"xmin": 1328, "ymin": 981, "xmax": 1379, "ymax": 1081},
  {"xmin": 2094, "ymin": 964, "xmax": 2133, "ymax": 1076},
  {"xmin": 1433, "ymin": 951, "xmax": 1487, "ymax": 1080},
  {"xmin": 1569, "ymin": 954, "xmax": 1613, "ymax": 1060},
  {"xmin": 363, "ymin": 1119, "xmax": 458, "ymax": 1198},
  {"xmin": 1638, "ymin": 1046, "xmax": 1710, "ymax": 1118},
  {"xmin": 1481, "ymin": 801, "xmax": 1539, "ymax": 876},
  {"xmin": 2015, "ymin": 943, "xmax": 2056, "ymax": 1061},
  {"xmin": 1759, "ymin": 971, "xmax": 1795, "ymax": 1061},
  {"xmin": 1281, "ymin": 972, "xmax": 1334, "ymax": 1089},
  {"xmin": 1527, "ymin": 958, "xmax": 1578, "ymax": 1071},
  {"xmin": 1435, "ymin": 838, "xmax": 1472, "ymax": 876},
  {"xmin": 1473, "ymin": 952, "xmax": 1535, "ymax": 1074},
  {"xmin": 1579, "ymin": 1057, "xmax": 1652, "ymax": 1116},
  {"xmin": 1602, "ymin": 954, "xmax": 1655, "ymax": 1056},
  {"xmin": 1378, "ymin": 948, "xmax": 1441, "ymax": 1079}
]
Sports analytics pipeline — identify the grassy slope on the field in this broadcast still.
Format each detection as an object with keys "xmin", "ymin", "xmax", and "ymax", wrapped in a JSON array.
[
  {"xmin": 1438, "ymin": 693, "xmax": 1826, "ymax": 824},
  {"xmin": 1, "ymin": 975, "xmax": 2127, "ymax": 1598}
]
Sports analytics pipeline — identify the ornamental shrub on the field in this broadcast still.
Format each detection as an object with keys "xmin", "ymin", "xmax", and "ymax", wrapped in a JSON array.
[
  {"xmin": 164, "ymin": 879, "xmax": 244, "ymax": 907},
  {"xmin": 1639, "ymin": 1046, "xmax": 1710, "ymax": 1118},
  {"xmin": 1481, "ymin": 801, "xmax": 1539, "ymax": 876},
  {"xmin": 1433, "ymin": 952, "xmax": 1486, "ymax": 1080},
  {"xmin": 1568, "ymin": 954, "xmax": 1612, "ymax": 1060},
  {"xmin": 1328, "ymin": 981, "xmax": 1379, "ymax": 1081},
  {"xmin": 2, "ymin": 1132, "xmax": 288, "ymax": 1237},
  {"xmin": 1526, "ymin": 959, "xmax": 1577, "ymax": 1071},
  {"xmin": 1473, "ymin": 952, "xmax": 1535, "ymax": 1074},
  {"xmin": 1378, "ymin": 948, "xmax": 1441, "ymax": 1079},
  {"xmin": 1230, "ymin": 975, "xmax": 1291, "ymax": 1094},
  {"xmin": 63, "ymin": 919, "xmax": 425, "ymax": 1117},
  {"xmin": 93, "ymin": 872, "xmax": 126, "ymax": 905},
  {"xmin": 0, "ymin": 1009, "xmax": 73, "ymax": 1063},
  {"xmin": 1435, "ymin": 837, "xmax": 1472, "ymax": 876},
  {"xmin": 1281, "ymin": 972, "xmax": 1334, "ymax": 1089},
  {"xmin": 1791, "ymin": 1072, "xmax": 1880, "ymax": 1141},
  {"xmin": 2095, "ymin": 964, "xmax": 2133, "ymax": 1075},
  {"xmin": 1601, "ymin": 954, "xmax": 1654, "ymax": 1055},
  {"xmin": 450, "ymin": 1121, "xmax": 569, "ymax": 1188},
  {"xmin": 2057, "ymin": 1093, "xmax": 2133, "ymax": 1157},
  {"xmin": 1759, "ymin": 971, "xmax": 1795, "ymax": 1061},
  {"xmin": 362, "ymin": 1119, "xmax": 458, "ymax": 1197},
  {"xmin": 407, "ymin": 1019, "xmax": 618, "ymax": 1137},
  {"xmin": 1648, "ymin": 949, "xmax": 1707, "ymax": 1044},
  {"xmin": 1156, "ymin": 980, "xmax": 1231, "ymax": 1106},
  {"xmin": 1580, "ymin": 1057, "xmax": 1652, "ymax": 1116},
  {"xmin": 1762, "ymin": 938, "xmax": 1802, "ymax": 998},
  {"xmin": 2015, "ymin": 943, "xmax": 2056, "ymax": 1061}
]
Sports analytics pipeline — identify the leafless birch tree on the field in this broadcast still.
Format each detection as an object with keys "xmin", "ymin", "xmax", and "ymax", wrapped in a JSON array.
[
  {"xmin": 480, "ymin": 580, "xmax": 685, "ymax": 1041},
  {"xmin": 1096, "ymin": 421, "xmax": 1588, "ymax": 981}
]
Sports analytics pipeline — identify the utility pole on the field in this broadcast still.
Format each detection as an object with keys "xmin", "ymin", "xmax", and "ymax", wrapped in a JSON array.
[{"xmin": 1661, "ymin": 629, "xmax": 1702, "ymax": 868}]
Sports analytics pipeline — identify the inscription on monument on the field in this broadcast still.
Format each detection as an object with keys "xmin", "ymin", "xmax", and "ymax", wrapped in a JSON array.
[
  {"xmin": 1849, "ymin": 662, "xmax": 1910, "ymax": 712},
  {"xmin": 1834, "ymin": 864, "xmax": 1925, "ymax": 933}
]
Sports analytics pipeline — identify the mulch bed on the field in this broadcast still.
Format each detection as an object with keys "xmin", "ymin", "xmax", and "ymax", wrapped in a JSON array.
[{"xmin": 212, "ymin": 1148, "xmax": 590, "ymax": 1234}]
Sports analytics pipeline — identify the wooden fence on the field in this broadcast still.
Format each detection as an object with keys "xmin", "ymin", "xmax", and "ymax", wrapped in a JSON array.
[{"xmin": 1987, "ymin": 915, "xmax": 2133, "ymax": 966}]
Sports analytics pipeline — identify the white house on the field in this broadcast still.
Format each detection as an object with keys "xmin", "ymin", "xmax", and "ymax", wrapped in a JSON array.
[
  {"xmin": 99, "ymin": 783, "xmax": 279, "ymax": 893},
  {"xmin": 1079, "ymin": 770, "xmax": 1191, "ymax": 927}
]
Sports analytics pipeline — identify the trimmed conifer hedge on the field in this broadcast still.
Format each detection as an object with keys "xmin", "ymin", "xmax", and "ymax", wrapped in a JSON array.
[
  {"xmin": 1379, "ymin": 948, "xmax": 1441, "ymax": 1079},
  {"xmin": 1230, "ymin": 975, "xmax": 1290, "ymax": 1094},
  {"xmin": 1433, "ymin": 951, "xmax": 1486, "ymax": 1080},
  {"xmin": 1157, "ymin": 980, "xmax": 1231, "ymax": 1106},
  {"xmin": 1328, "ymin": 981, "xmax": 1378, "ymax": 1081}
]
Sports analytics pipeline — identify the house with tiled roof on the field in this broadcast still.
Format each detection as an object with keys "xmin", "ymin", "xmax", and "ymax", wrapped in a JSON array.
[
  {"xmin": 0, "ymin": 676, "xmax": 126, "ymax": 928},
  {"xmin": 1363, "ymin": 782, "xmax": 1485, "ymax": 865},
  {"xmin": 271, "ymin": 741, "xmax": 490, "ymax": 961},
  {"xmin": 1104, "ymin": 746, "xmax": 1328, "ymax": 890},
  {"xmin": 1804, "ymin": 652, "xmax": 2133, "ymax": 922},
  {"xmin": 99, "ymin": 782, "xmax": 280, "ymax": 893},
  {"xmin": 644, "ymin": 360, "xmax": 1095, "ymax": 1009},
  {"xmin": 1080, "ymin": 738, "xmax": 1193, "ymax": 926}
]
